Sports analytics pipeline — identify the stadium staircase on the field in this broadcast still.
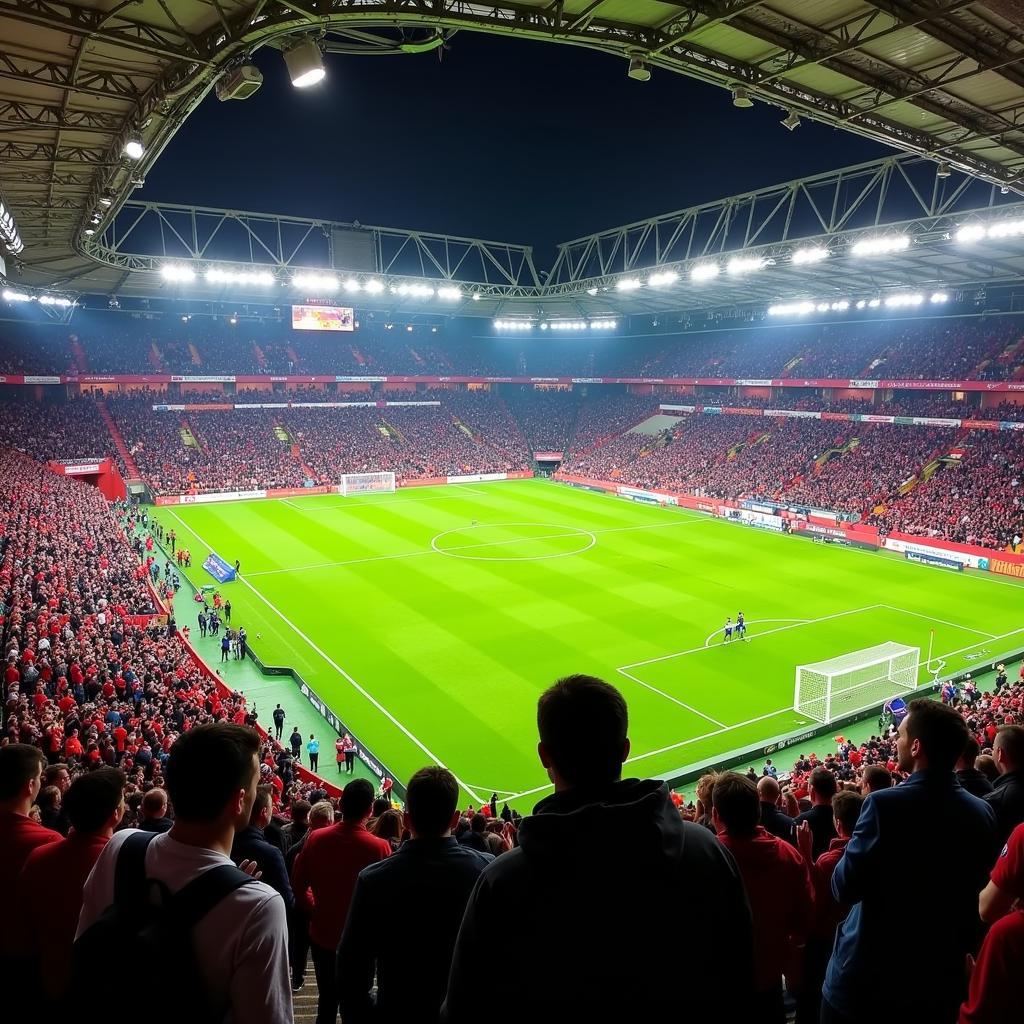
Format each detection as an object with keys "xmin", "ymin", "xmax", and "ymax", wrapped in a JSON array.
[
  {"xmin": 253, "ymin": 344, "xmax": 267, "ymax": 370},
  {"xmin": 180, "ymin": 417, "xmax": 206, "ymax": 453},
  {"xmin": 68, "ymin": 336, "xmax": 89, "ymax": 372},
  {"xmin": 188, "ymin": 342, "xmax": 202, "ymax": 366},
  {"xmin": 780, "ymin": 352, "xmax": 807, "ymax": 377},
  {"xmin": 292, "ymin": 955, "xmax": 319, "ymax": 1023},
  {"xmin": 286, "ymin": 345, "xmax": 301, "ymax": 369},
  {"xmin": 97, "ymin": 400, "xmax": 141, "ymax": 480},
  {"xmin": 148, "ymin": 342, "xmax": 165, "ymax": 372}
]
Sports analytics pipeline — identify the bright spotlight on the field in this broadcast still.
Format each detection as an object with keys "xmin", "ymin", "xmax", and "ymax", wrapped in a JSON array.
[
  {"xmin": 228, "ymin": 314, "xmax": 238, "ymax": 325},
  {"xmin": 792, "ymin": 246, "xmax": 829, "ymax": 265},
  {"xmin": 955, "ymin": 225, "xmax": 986, "ymax": 243},
  {"xmin": 615, "ymin": 277, "xmax": 642, "ymax": 292},
  {"xmin": 284, "ymin": 37, "xmax": 326, "ymax": 88},
  {"xmin": 292, "ymin": 272, "xmax": 338, "ymax": 292},
  {"xmin": 726, "ymin": 256, "xmax": 767, "ymax": 275},
  {"xmin": 930, "ymin": 292, "xmax": 949, "ymax": 303},
  {"xmin": 363, "ymin": 279, "xmax": 385, "ymax": 294},
  {"xmin": 160, "ymin": 264, "xmax": 196, "ymax": 283},
  {"xmin": 690, "ymin": 263, "xmax": 720, "ymax": 281},
  {"xmin": 648, "ymin": 271, "xmax": 679, "ymax": 287},
  {"xmin": 767, "ymin": 301, "xmax": 814, "ymax": 316},
  {"xmin": 586, "ymin": 287, "xmax": 599, "ymax": 296},
  {"xmin": 851, "ymin": 235, "xmax": 910, "ymax": 256},
  {"xmin": 123, "ymin": 136, "xmax": 144, "ymax": 160},
  {"xmin": 342, "ymin": 279, "xmax": 361, "ymax": 292},
  {"xmin": 3, "ymin": 289, "xmax": 31, "ymax": 302},
  {"xmin": 437, "ymin": 286, "xmax": 463, "ymax": 301}
]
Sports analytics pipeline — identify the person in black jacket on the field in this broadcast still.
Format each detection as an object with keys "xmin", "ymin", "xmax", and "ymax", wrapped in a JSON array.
[
  {"xmin": 795, "ymin": 766, "xmax": 837, "ymax": 859},
  {"xmin": 338, "ymin": 768, "xmax": 492, "ymax": 1024},
  {"xmin": 985, "ymin": 724, "xmax": 1024, "ymax": 845},
  {"xmin": 757, "ymin": 775, "xmax": 796, "ymax": 845},
  {"xmin": 442, "ymin": 674, "xmax": 754, "ymax": 1024},
  {"xmin": 956, "ymin": 735, "xmax": 993, "ymax": 798},
  {"xmin": 231, "ymin": 785, "xmax": 294, "ymax": 912}
]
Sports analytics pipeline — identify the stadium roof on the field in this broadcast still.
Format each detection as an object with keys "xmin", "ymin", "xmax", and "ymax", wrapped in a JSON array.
[{"xmin": 2, "ymin": 1, "xmax": 1024, "ymax": 305}]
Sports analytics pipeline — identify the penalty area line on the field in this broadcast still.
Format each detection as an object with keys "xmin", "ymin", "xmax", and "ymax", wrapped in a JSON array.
[{"xmin": 165, "ymin": 510, "xmax": 485, "ymax": 805}]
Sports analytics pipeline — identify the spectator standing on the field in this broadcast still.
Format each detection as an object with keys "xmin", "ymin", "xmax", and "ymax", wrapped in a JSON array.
[
  {"xmin": 795, "ymin": 790, "xmax": 863, "ymax": 1024},
  {"xmin": 272, "ymin": 704, "xmax": 285, "ymax": 741},
  {"xmin": 76, "ymin": 723, "xmax": 292, "ymax": 1024},
  {"xmin": 232, "ymin": 785, "xmax": 294, "ymax": 912},
  {"xmin": 292, "ymin": 778, "xmax": 391, "ymax": 1024},
  {"xmin": 957, "ymin": 736, "xmax": 994, "ymax": 798},
  {"xmin": 41, "ymin": 763, "xmax": 71, "ymax": 835},
  {"xmin": 961, "ymin": 821, "xmax": 1024, "ymax": 1023},
  {"xmin": 457, "ymin": 811, "xmax": 489, "ymax": 853},
  {"xmin": 335, "ymin": 735, "xmax": 345, "ymax": 774},
  {"xmin": 443, "ymin": 675, "xmax": 754, "ymax": 1024},
  {"xmin": 139, "ymin": 787, "xmax": 172, "ymax": 833},
  {"xmin": 17, "ymin": 768, "xmax": 125, "ymax": 1004},
  {"xmin": 220, "ymin": 633, "xmax": 231, "ymax": 663},
  {"xmin": 224, "ymin": 599, "xmax": 231, "ymax": 624},
  {"xmin": 280, "ymin": 800, "xmax": 310, "ymax": 854},
  {"xmin": 286, "ymin": 800, "xmax": 333, "ymax": 993},
  {"xmin": 307, "ymin": 734, "xmax": 319, "ymax": 773},
  {"xmin": 985, "ymin": 724, "xmax": 1024, "ymax": 845},
  {"xmin": 338, "ymin": 766, "xmax": 492, "ymax": 1024},
  {"xmin": 822, "ymin": 700, "xmax": 998, "ymax": 1024},
  {"xmin": 0, "ymin": 745, "xmax": 61, "ymax": 994},
  {"xmin": 290, "ymin": 727, "xmax": 302, "ymax": 762},
  {"xmin": 757, "ymin": 775, "xmax": 796, "ymax": 844},
  {"xmin": 795, "ymin": 766, "xmax": 838, "ymax": 859},
  {"xmin": 713, "ymin": 772, "xmax": 813, "ymax": 1023},
  {"xmin": 859, "ymin": 763, "xmax": 892, "ymax": 796}
]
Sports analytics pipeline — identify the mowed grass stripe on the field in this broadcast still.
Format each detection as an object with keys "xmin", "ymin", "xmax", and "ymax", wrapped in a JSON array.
[{"xmin": 161, "ymin": 480, "xmax": 1023, "ymax": 808}]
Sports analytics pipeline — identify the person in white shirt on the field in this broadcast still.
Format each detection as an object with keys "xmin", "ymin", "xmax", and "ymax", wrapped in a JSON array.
[{"xmin": 78, "ymin": 723, "xmax": 292, "ymax": 1024}]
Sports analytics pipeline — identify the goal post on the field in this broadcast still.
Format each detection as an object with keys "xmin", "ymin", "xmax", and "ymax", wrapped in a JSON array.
[
  {"xmin": 338, "ymin": 471, "xmax": 396, "ymax": 496},
  {"xmin": 795, "ymin": 642, "xmax": 920, "ymax": 724}
]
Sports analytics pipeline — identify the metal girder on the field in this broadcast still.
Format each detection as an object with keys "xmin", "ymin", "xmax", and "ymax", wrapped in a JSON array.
[
  {"xmin": 0, "ymin": 99, "xmax": 125, "ymax": 132},
  {"xmin": 0, "ymin": 141, "xmax": 115, "ymax": 163},
  {"xmin": 547, "ymin": 154, "xmax": 1017, "ymax": 284},
  {"xmin": 83, "ymin": 200, "xmax": 543, "ymax": 288},
  {"xmin": 0, "ymin": 50, "xmax": 150, "ymax": 100}
]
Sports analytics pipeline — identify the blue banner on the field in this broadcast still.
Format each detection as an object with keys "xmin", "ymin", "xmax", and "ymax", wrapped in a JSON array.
[{"xmin": 203, "ymin": 552, "xmax": 237, "ymax": 583}]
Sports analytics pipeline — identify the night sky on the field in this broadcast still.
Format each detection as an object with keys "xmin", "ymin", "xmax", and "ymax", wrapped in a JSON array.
[{"xmin": 144, "ymin": 32, "xmax": 889, "ymax": 269}]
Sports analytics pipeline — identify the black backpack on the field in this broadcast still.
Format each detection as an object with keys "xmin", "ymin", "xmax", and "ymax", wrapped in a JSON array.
[{"xmin": 73, "ymin": 831, "xmax": 256, "ymax": 1023}]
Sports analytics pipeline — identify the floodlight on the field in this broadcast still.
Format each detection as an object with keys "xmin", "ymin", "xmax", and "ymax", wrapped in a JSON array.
[
  {"xmin": 437, "ymin": 286, "xmax": 463, "ymax": 301},
  {"xmin": 586, "ymin": 287, "xmax": 599, "ymax": 296},
  {"xmin": 123, "ymin": 136, "xmax": 144, "ymax": 160},
  {"xmin": 930, "ymin": 292, "xmax": 949, "ymax": 303},
  {"xmin": 161, "ymin": 264, "xmax": 196, "ymax": 283},
  {"xmin": 690, "ymin": 263, "xmax": 720, "ymax": 281},
  {"xmin": 406, "ymin": 324, "xmax": 414, "ymax": 332},
  {"xmin": 228, "ymin": 315, "xmax": 238, "ymax": 325},
  {"xmin": 781, "ymin": 110, "xmax": 800, "ymax": 131},
  {"xmin": 851, "ymin": 235, "xmax": 910, "ymax": 256},
  {"xmin": 727, "ymin": 256, "xmax": 767, "ymax": 275},
  {"xmin": 791, "ymin": 246, "xmax": 828, "ymax": 265},
  {"xmin": 471, "ymin": 291, "xmax": 482, "ymax": 301},
  {"xmin": 284, "ymin": 37, "xmax": 326, "ymax": 88},
  {"xmin": 627, "ymin": 57, "xmax": 651, "ymax": 82},
  {"xmin": 956, "ymin": 225, "xmax": 986, "ymax": 243},
  {"xmin": 84, "ymin": 228, "xmax": 95, "ymax": 236},
  {"xmin": 98, "ymin": 193, "xmax": 114, "ymax": 207},
  {"xmin": 732, "ymin": 87, "xmax": 753, "ymax": 108},
  {"xmin": 615, "ymin": 277, "xmax": 642, "ymax": 292},
  {"xmin": 2, "ymin": 289, "xmax": 31, "ymax": 302},
  {"xmin": 364, "ymin": 279, "xmax": 385, "ymax": 294},
  {"xmin": 648, "ymin": 271, "xmax": 679, "ymax": 287},
  {"xmin": 936, "ymin": 161, "xmax": 950, "ymax": 179},
  {"xmin": 343, "ymin": 279, "xmax": 361, "ymax": 292}
]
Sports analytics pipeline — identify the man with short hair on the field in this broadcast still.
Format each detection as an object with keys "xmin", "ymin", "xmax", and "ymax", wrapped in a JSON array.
[
  {"xmin": 859, "ymin": 764, "xmax": 892, "ymax": 796},
  {"xmin": 280, "ymin": 799, "xmax": 310, "ymax": 853},
  {"xmin": 985, "ymin": 724, "xmax": 1024, "ymax": 844},
  {"xmin": 956, "ymin": 736, "xmax": 994, "ymax": 798},
  {"xmin": 339, "ymin": 766, "xmax": 492, "ymax": 1024},
  {"xmin": 443, "ymin": 675, "xmax": 754, "ymax": 1024},
  {"xmin": 0, "ymin": 745, "xmax": 62, "ymax": 995},
  {"xmin": 457, "ymin": 810, "xmax": 489, "ymax": 852},
  {"xmin": 139, "ymin": 787, "xmax": 172, "ymax": 833},
  {"xmin": 286, "ymin": 800, "xmax": 333, "ymax": 993},
  {"xmin": 713, "ymin": 772, "xmax": 812, "ymax": 1023},
  {"xmin": 795, "ymin": 790, "xmax": 863, "ymax": 1024},
  {"xmin": 272, "ymin": 704, "xmax": 286, "ymax": 742},
  {"xmin": 77, "ymin": 723, "xmax": 292, "ymax": 1024},
  {"xmin": 822, "ymin": 700, "xmax": 998, "ymax": 1024},
  {"xmin": 795, "ymin": 766, "xmax": 838, "ymax": 859},
  {"xmin": 757, "ymin": 775, "xmax": 796, "ymax": 845},
  {"xmin": 292, "ymin": 778, "xmax": 391, "ymax": 1024},
  {"xmin": 41, "ymin": 763, "xmax": 72, "ymax": 835},
  {"xmin": 17, "ymin": 767, "xmax": 125, "ymax": 1002},
  {"xmin": 232, "ymin": 785, "xmax": 294, "ymax": 911}
]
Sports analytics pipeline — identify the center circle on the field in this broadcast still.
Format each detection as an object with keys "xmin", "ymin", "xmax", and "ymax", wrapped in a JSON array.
[{"xmin": 430, "ymin": 522, "xmax": 597, "ymax": 561}]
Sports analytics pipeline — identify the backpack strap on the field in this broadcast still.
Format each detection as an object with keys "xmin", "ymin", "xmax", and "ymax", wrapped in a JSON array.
[
  {"xmin": 114, "ymin": 830, "xmax": 159, "ymax": 905},
  {"xmin": 169, "ymin": 864, "xmax": 257, "ymax": 930}
]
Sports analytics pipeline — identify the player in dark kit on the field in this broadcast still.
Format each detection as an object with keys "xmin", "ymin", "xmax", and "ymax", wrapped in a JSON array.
[
  {"xmin": 736, "ymin": 612, "xmax": 747, "ymax": 640},
  {"xmin": 723, "ymin": 617, "xmax": 733, "ymax": 643}
]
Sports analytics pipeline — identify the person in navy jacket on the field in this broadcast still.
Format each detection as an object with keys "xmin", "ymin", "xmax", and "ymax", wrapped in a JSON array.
[{"xmin": 822, "ymin": 699, "xmax": 998, "ymax": 1024}]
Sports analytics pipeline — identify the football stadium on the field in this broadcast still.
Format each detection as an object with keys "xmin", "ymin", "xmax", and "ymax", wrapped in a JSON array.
[{"xmin": 2, "ymin": 3, "xmax": 1024, "ymax": 1023}]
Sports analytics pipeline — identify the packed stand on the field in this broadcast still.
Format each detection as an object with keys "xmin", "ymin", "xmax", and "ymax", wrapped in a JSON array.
[
  {"xmin": 507, "ymin": 389, "xmax": 579, "ymax": 453},
  {"xmin": 0, "ymin": 399, "xmax": 122, "ymax": 470}
]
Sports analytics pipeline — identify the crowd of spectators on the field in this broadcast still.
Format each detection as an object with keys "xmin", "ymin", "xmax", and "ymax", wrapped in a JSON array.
[
  {"xmin": 869, "ymin": 431, "xmax": 1023, "ymax": 549},
  {"xmin": 4, "ymin": 312, "xmax": 1024, "ymax": 380},
  {"xmin": 506, "ymin": 388, "xmax": 579, "ymax": 452},
  {"xmin": 0, "ymin": 399, "xmax": 122, "ymax": 469}
]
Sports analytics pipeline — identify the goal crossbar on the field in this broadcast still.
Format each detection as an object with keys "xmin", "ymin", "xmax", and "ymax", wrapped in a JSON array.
[{"xmin": 795, "ymin": 641, "xmax": 919, "ymax": 724}]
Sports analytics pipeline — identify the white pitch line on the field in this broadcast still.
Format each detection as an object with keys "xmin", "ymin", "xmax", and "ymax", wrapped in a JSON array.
[
  {"xmin": 616, "ymin": 667, "xmax": 727, "ymax": 728},
  {"xmin": 165, "ymin": 509, "xmax": 484, "ymax": 805},
  {"xmin": 701, "ymin": 618, "xmax": 809, "ymax": 648},
  {"xmin": 875, "ymin": 602, "xmax": 999, "ymax": 639},
  {"xmin": 620, "ymin": 605, "xmax": 882, "ymax": 672},
  {"xmin": 923, "ymin": 625, "xmax": 1024, "ymax": 666}
]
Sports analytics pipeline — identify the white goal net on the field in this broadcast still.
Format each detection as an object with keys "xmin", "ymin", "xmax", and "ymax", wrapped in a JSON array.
[
  {"xmin": 795, "ymin": 641, "xmax": 920, "ymax": 724},
  {"xmin": 338, "ymin": 471, "xmax": 396, "ymax": 496}
]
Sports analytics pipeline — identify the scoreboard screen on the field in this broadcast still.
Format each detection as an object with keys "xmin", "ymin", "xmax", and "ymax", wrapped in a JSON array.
[{"xmin": 291, "ymin": 304, "xmax": 355, "ymax": 332}]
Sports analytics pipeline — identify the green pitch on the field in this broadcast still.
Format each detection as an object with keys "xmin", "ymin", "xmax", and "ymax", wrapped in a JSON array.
[{"xmin": 160, "ymin": 479, "xmax": 1024, "ymax": 809}]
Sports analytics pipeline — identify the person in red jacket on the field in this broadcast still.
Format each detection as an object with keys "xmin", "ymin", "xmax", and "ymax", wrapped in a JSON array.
[
  {"xmin": 292, "ymin": 777, "xmax": 390, "ymax": 1024},
  {"xmin": 795, "ymin": 790, "xmax": 864, "ymax": 1024},
  {"xmin": 0, "ymin": 745, "xmax": 61, "ymax": 998},
  {"xmin": 713, "ymin": 771, "xmax": 814, "ymax": 1024},
  {"xmin": 17, "ymin": 767, "xmax": 125, "ymax": 1004}
]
